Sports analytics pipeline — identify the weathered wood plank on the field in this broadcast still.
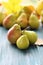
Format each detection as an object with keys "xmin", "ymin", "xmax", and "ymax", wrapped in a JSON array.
[{"xmin": 0, "ymin": 26, "xmax": 43, "ymax": 65}]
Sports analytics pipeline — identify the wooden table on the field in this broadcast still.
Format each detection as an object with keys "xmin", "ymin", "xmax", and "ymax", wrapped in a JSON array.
[{"xmin": 0, "ymin": 25, "xmax": 43, "ymax": 65}]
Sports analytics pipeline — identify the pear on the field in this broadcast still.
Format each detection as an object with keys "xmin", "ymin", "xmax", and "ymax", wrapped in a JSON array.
[
  {"xmin": 29, "ymin": 13, "xmax": 40, "ymax": 29},
  {"xmin": 7, "ymin": 24, "xmax": 22, "ymax": 44},
  {"xmin": 23, "ymin": 6, "xmax": 35, "ymax": 15},
  {"xmin": 3, "ymin": 14, "xmax": 16, "ymax": 29},
  {"xmin": 0, "ymin": 12, "xmax": 6, "ymax": 25},
  {"xmin": 31, "ymin": 11, "xmax": 40, "ymax": 19},
  {"xmin": 16, "ymin": 13, "xmax": 28, "ymax": 29},
  {"xmin": 36, "ymin": 1, "xmax": 43, "ymax": 15},
  {"xmin": 23, "ymin": 6, "xmax": 35, "ymax": 20},
  {"xmin": 22, "ymin": 30, "xmax": 37, "ymax": 44},
  {"xmin": 41, "ymin": 10, "xmax": 43, "ymax": 24},
  {"xmin": 16, "ymin": 35, "xmax": 29, "ymax": 49}
]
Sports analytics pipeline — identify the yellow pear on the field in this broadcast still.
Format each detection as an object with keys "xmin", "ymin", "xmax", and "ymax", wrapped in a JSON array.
[{"xmin": 36, "ymin": 1, "xmax": 43, "ymax": 15}]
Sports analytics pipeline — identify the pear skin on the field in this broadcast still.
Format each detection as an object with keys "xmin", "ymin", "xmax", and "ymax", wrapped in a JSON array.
[
  {"xmin": 29, "ymin": 13, "xmax": 40, "ymax": 29},
  {"xmin": 22, "ymin": 30, "xmax": 37, "ymax": 44},
  {"xmin": 0, "ymin": 12, "xmax": 6, "ymax": 25},
  {"xmin": 7, "ymin": 24, "xmax": 22, "ymax": 44},
  {"xmin": 36, "ymin": 1, "xmax": 43, "ymax": 15},
  {"xmin": 41, "ymin": 11, "xmax": 43, "ymax": 24},
  {"xmin": 16, "ymin": 35, "xmax": 29, "ymax": 49},
  {"xmin": 16, "ymin": 13, "xmax": 28, "ymax": 29},
  {"xmin": 3, "ymin": 14, "xmax": 16, "ymax": 29}
]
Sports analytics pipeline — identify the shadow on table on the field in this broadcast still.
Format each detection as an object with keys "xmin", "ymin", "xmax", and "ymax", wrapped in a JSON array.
[{"xmin": 10, "ymin": 43, "xmax": 38, "ymax": 54}]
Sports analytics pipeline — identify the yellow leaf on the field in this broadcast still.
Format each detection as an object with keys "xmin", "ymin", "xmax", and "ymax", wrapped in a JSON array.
[
  {"xmin": 9, "ymin": 0, "xmax": 21, "ymax": 5},
  {"xmin": 2, "ymin": 0, "xmax": 23, "ymax": 14}
]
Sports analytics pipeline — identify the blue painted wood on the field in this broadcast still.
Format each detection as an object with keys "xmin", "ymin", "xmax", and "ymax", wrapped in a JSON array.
[{"xmin": 0, "ymin": 26, "xmax": 43, "ymax": 65}]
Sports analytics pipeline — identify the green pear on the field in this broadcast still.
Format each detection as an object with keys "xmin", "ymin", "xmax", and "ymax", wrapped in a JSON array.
[
  {"xmin": 16, "ymin": 35, "xmax": 29, "ymax": 49},
  {"xmin": 7, "ymin": 24, "xmax": 22, "ymax": 44},
  {"xmin": 41, "ymin": 11, "xmax": 43, "ymax": 24},
  {"xmin": 22, "ymin": 30, "xmax": 37, "ymax": 44},
  {"xmin": 3, "ymin": 14, "xmax": 17, "ymax": 29},
  {"xmin": 16, "ymin": 13, "xmax": 28, "ymax": 29},
  {"xmin": 29, "ymin": 13, "xmax": 40, "ymax": 29},
  {"xmin": 0, "ymin": 12, "xmax": 6, "ymax": 25}
]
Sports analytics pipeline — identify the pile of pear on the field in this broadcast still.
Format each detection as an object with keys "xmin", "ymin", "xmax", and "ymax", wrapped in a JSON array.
[
  {"xmin": 0, "ymin": 0, "xmax": 43, "ymax": 49},
  {"xmin": 0, "ymin": 12, "xmax": 39, "ymax": 49},
  {"xmin": 7, "ymin": 24, "xmax": 37, "ymax": 49},
  {"xmin": 0, "ymin": 0, "xmax": 43, "ymax": 27},
  {"xmin": 1, "ymin": 7, "xmax": 43, "ymax": 30},
  {"xmin": 3, "ymin": 12, "xmax": 40, "ymax": 29}
]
